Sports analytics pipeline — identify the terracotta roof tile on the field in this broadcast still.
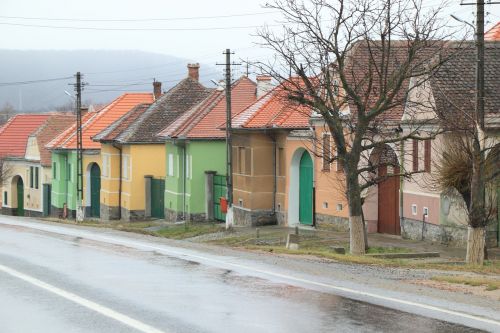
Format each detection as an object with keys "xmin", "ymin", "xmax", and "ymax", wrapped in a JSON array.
[
  {"xmin": 47, "ymin": 93, "xmax": 153, "ymax": 149},
  {"xmin": 159, "ymin": 76, "xmax": 257, "ymax": 139},
  {"xmin": 32, "ymin": 114, "xmax": 75, "ymax": 166},
  {"xmin": 485, "ymin": 22, "xmax": 500, "ymax": 41},
  {"xmin": 0, "ymin": 114, "xmax": 51, "ymax": 158},
  {"xmin": 231, "ymin": 82, "xmax": 311, "ymax": 130},
  {"xmin": 97, "ymin": 78, "xmax": 212, "ymax": 143}
]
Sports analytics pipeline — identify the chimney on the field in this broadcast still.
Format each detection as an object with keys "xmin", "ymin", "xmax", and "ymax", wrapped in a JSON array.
[
  {"xmin": 153, "ymin": 80, "xmax": 162, "ymax": 100},
  {"xmin": 256, "ymin": 75, "xmax": 273, "ymax": 98},
  {"xmin": 187, "ymin": 63, "xmax": 200, "ymax": 81}
]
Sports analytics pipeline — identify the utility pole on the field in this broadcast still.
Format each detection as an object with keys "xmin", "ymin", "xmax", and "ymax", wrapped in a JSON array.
[
  {"xmin": 476, "ymin": 0, "xmax": 485, "ymax": 129},
  {"xmin": 217, "ymin": 49, "xmax": 240, "ymax": 218},
  {"xmin": 74, "ymin": 72, "xmax": 84, "ymax": 222}
]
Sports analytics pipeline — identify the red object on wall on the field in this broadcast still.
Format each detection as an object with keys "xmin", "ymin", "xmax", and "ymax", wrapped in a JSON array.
[{"xmin": 220, "ymin": 197, "xmax": 228, "ymax": 213}]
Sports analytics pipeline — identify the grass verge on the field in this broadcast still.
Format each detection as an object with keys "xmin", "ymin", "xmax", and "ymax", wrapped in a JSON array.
[{"xmin": 431, "ymin": 275, "xmax": 500, "ymax": 290}]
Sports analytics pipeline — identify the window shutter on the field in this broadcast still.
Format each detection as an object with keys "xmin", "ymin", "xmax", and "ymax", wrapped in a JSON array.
[
  {"xmin": 245, "ymin": 148, "xmax": 252, "ymax": 176},
  {"xmin": 424, "ymin": 140, "xmax": 431, "ymax": 172},
  {"xmin": 412, "ymin": 139, "xmax": 418, "ymax": 172}
]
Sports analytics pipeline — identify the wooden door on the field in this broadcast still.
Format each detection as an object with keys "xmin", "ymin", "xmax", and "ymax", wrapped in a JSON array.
[{"xmin": 377, "ymin": 165, "xmax": 400, "ymax": 235}]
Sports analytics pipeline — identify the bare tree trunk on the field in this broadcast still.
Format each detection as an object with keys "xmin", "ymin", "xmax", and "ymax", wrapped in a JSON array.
[
  {"xmin": 466, "ymin": 135, "xmax": 486, "ymax": 264},
  {"xmin": 361, "ymin": 203, "xmax": 369, "ymax": 251},
  {"xmin": 346, "ymin": 163, "xmax": 366, "ymax": 255},
  {"xmin": 466, "ymin": 226, "xmax": 485, "ymax": 265}
]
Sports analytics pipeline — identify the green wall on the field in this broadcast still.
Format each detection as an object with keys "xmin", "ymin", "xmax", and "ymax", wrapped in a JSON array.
[
  {"xmin": 51, "ymin": 151, "xmax": 77, "ymax": 210},
  {"xmin": 164, "ymin": 140, "xmax": 226, "ymax": 218}
]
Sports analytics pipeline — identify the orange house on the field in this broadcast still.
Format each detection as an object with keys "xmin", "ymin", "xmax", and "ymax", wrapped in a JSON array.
[{"xmin": 230, "ymin": 82, "xmax": 349, "ymax": 228}]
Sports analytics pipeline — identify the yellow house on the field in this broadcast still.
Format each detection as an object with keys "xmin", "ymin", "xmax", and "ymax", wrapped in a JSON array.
[
  {"xmin": 47, "ymin": 94, "xmax": 154, "ymax": 218},
  {"xmin": 93, "ymin": 64, "xmax": 212, "ymax": 220}
]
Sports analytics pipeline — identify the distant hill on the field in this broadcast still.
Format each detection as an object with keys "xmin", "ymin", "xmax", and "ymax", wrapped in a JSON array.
[{"xmin": 0, "ymin": 50, "xmax": 220, "ymax": 112}]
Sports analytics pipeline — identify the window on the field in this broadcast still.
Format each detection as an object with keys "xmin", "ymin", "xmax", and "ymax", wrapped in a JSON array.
[
  {"xmin": 30, "ymin": 166, "xmax": 34, "ymax": 188},
  {"xmin": 238, "ymin": 147, "xmax": 245, "ymax": 174},
  {"xmin": 423, "ymin": 207, "xmax": 429, "ymax": 218},
  {"xmin": 53, "ymin": 162, "xmax": 57, "ymax": 179},
  {"xmin": 323, "ymin": 202, "xmax": 329, "ymax": 209},
  {"xmin": 35, "ymin": 167, "xmax": 39, "ymax": 189},
  {"xmin": 3, "ymin": 191, "xmax": 7, "ymax": 205},
  {"xmin": 335, "ymin": 150, "xmax": 344, "ymax": 172},
  {"xmin": 122, "ymin": 155, "xmax": 130, "ymax": 180},
  {"xmin": 424, "ymin": 139, "xmax": 431, "ymax": 172},
  {"xmin": 322, "ymin": 133, "xmax": 331, "ymax": 172},
  {"xmin": 411, "ymin": 204, "xmax": 417, "ymax": 215},
  {"xmin": 412, "ymin": 139, "xmax": 419, "ymax": 172},
  {"xmin": 168, "ymin": 154, "xmax": 174, "ymax": 176},
  {"xmin": 336, "ymin": 203, "xmax": 343, "ymax": 211},
  {"xmin": 102, "ymin": 155, "xmax": 109, "ymax": 177}
]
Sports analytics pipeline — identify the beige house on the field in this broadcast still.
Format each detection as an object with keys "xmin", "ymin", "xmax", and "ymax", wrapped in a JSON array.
[{"xmin": 1, "ymin": 114, "xmax": 74, "ymax": 216}]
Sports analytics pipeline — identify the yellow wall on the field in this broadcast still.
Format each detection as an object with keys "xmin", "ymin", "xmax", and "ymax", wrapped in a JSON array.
[
  {"xmin": 122, "ymin": 144, "xmax": 165, "ymax": 211},
  {"xmin": 100, "ymin": 144, "xmax": 120, "ymax": 209}
]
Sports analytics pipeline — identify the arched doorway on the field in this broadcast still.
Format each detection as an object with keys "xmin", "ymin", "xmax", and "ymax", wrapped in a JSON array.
[
  {"xmin": 299, "ymin": 151, "xmax": 313, "ymax": 225},
  {"xmin": 15, "ymin": 177, "xmax": 24, "ymax": 216},
  {"xmin": 370, "ymin": 145, "xmax": 400, "ymax": 235},
  {"xmin": 89, "ymin": 163, "xmax": 101, "ymax": 218}
]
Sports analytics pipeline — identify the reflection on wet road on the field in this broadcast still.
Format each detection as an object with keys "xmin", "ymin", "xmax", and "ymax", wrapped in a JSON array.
[{"xmin": 0, "ymin": 222, "xmax": 485, "ymax": 333}]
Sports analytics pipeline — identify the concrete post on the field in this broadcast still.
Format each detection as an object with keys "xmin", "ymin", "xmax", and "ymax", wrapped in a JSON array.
[
  {"xmin": 205, "ymin": 171, "xmax": 216, "ymax": 221},
  {"xmin": 144, "ymin": 175, "xmax": 152, "ymax": 218}
]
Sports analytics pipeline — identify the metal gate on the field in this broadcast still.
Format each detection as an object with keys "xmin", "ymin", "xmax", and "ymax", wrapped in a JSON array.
[
  {"xmin": 151, "ymin": 178, "xmax": 165, "ymax": 219},
  {"xmin": 213, "ymin": 174, "xmax": 226, "ymax": 221}
]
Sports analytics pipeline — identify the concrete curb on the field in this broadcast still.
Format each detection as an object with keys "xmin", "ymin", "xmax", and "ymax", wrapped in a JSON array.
[{"xmin": 366, "ymin": 252, "xmax": 440, "ymax": 259}]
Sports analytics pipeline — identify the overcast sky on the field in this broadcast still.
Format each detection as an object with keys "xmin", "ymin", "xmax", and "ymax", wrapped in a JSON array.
[{"xmin": 1, "ymin": 0, "xmax": 498, "ymax": 64}]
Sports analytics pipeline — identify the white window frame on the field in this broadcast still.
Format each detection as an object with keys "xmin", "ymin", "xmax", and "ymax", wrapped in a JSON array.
[
  {"xmin": 122, "ymin": 155, "xmax": 131, "ymax": 180},
  {"xmin": 411, "ymin": 204, "xmax": 417, "ymax": 215}
]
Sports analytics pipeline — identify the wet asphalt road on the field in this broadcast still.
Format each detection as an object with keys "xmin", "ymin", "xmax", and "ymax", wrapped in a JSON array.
[{"xmin": 0, "ymin": 218, "xmax": 492, "ymax": 333}]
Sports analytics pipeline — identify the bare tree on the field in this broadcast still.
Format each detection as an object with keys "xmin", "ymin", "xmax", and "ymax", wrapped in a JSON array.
[
  {"xmin": 0, "ymin": 158, "xmax": 11, "ymax": 187},
  {"xmin": 256, "ymin": 0, "xmax": 459, "ymax": 254}
]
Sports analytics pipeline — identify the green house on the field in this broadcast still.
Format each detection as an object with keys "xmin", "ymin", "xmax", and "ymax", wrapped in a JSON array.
[{"xmin": 157, "ymin": 76, "xmax": 257, "ymax": 221}]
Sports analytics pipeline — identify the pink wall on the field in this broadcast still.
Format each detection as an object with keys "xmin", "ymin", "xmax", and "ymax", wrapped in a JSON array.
[{"xmin": 402, "ymin": 192, "xmax": 440, "ymax": 225}]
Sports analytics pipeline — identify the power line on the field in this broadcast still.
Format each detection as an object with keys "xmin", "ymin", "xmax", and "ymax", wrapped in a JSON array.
[
  {"xmin": 0, "ymin": 11, "xmax": 277, "ymax": 22},
  {"xmin": 0, "ymin": 21, "xmax": 277, "ymax": 31},
  {"xmin": 0, "ymin": 76, "xmax": 73, "ymax": 87}
]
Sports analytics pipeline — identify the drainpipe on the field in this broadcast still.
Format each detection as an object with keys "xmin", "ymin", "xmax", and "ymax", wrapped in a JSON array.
[
  {"xmin": 311, "ymin": 125, "xmax": 317, "ymax": 227},
  {"xmin": 112, "ymin": 143, "xmax": 122, "ymax": 220},
  {"xmin": 182, "ymin": 142, "xmax": 187, "ymax": 221},
  {"xmin": 397, "ymin": 129, "xmax": 404, "ymax": 235},
  {"xmin": 269, "ymin": 132, "xmax": 277, "ymax": 215}
]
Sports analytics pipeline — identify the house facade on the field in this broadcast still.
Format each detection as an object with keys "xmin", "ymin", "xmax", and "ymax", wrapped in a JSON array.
[
  {"xmin": 47, "ymin": 93, "xmax": 154, "ymax": 218},
  {"xmin": 93, "ymin": 64, "xmax": 212, "ymax": 221},
  {"xmin": 1, "ymin": 114, "xmax": 73, "ymax": 217},
  {"xmin": 158, "ymin": 76, "xmax": 257, "ymax": 222}
]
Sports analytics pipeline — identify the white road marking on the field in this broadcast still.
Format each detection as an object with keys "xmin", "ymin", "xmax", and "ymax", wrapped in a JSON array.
[
  {"xmin": 1, "ymin": 219, "xmax": 500, "ymax": 330},
  {"xmin": 0, "ymin": 263, "xmax": 167, "ymax": 333}
]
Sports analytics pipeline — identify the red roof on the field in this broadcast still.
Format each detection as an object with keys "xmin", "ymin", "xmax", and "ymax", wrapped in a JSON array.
[
  {"xmin": 33, "ymin": 114, "xmax": 75, "ymax": 166},
  {"xmin": 0, "ymin": 114, "xmax": 51, "ymax": 158},
  {"xmin": 159, "ymin": 76, "xmax": 257, "ymax": 138},
  {"xmin": 485, "ymin": 22, "xmax": 500, "ymax": 41},
  {"xmin": 47, "ymin": 93, "xmax": 153, "ymax": 150},
  {"xmin": 231, "ymin": 82, "xmax": 311, "ymax": 129}
]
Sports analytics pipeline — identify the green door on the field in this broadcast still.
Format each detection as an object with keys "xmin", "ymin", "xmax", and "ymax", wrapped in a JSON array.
[
  {"xmin": 299, "ymin": 151, "xmax": 313, "ymax": 225},
  {"xmin": 16, "ymin": 177, "xmax": 24, "ymax": 216},
  {"xmin": 213, "ymin": 174, "xmax": 227, "ymax": 221},
  {"xmin": 90, "ymin": 164, "xmax": 101, "ymax": 218},
  {"xmin": 151, "ymin": 178, "xmax": 165, "ymax": 219}
]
